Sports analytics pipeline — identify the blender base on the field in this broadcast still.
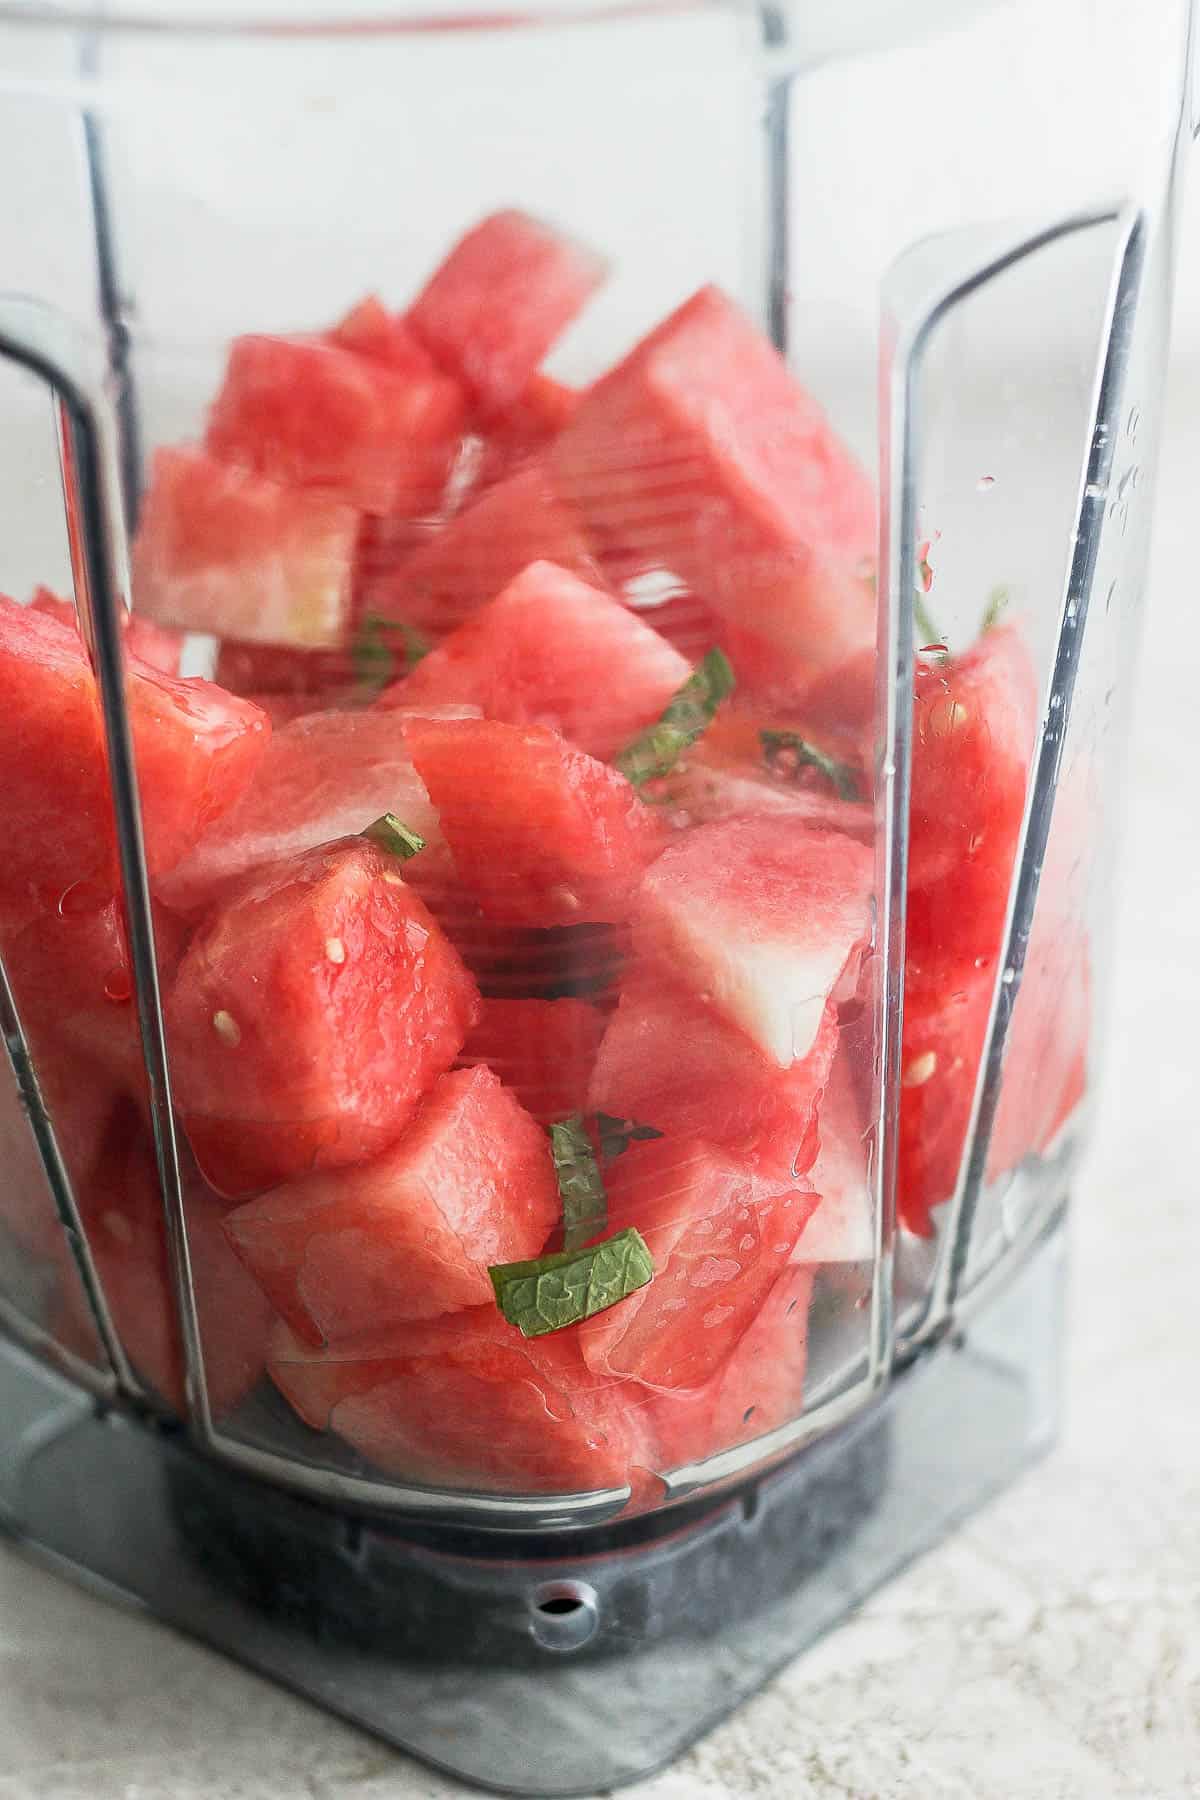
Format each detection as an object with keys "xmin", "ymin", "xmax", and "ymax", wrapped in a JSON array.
[{"xmin": 0, "ymin": 1218, "xmax": 1064, "ymax": 1798}]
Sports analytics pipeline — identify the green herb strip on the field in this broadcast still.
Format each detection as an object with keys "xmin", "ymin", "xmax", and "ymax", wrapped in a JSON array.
[
  {"xmin": 593, "ymin": 1112, "xmax": 665, "ymax": 1163},
  {"xmin": 614, "ymin": 647, "xmax": 736, "ymax": 789},
  {"xmin": 362, "ymin": 813, "xmax": 426, "ymax": 860},
  {"xmin": 981, "ymin": 585, "xmax": 1010, "ymax": 633},
  {"xmin": 489, "ymin": 1228, "xmax": 654, "ymax": 1338},
  {"xmin": 760, "ymin": 730, "xmax": 860, "ymax": 803},
  {"xmin": 352, "ymin": 613, "xmax": 432, "ymax": 695},
  {"xmin": 913, "ymin": 590, "xmax": 944, "ymax": 651},
  {"xmin": 549, "ymin": 1114, "xmax": 607, "ymax": 1251}
]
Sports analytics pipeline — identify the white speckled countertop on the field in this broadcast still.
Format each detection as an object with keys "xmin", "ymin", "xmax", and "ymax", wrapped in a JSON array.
[{"xmin": 3, "ymin": 305, "xmax": 1200, "ymax": 1800}]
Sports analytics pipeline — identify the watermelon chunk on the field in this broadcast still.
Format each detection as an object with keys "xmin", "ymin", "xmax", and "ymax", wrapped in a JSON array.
[
  {"xmin": 206, "ymin": 334, "xmax": 466, "ymax": 516},
  {"xmin": 0, "ymin": 596, "xmax": 269, "ymax": 914},
  {"xmin": 633, "ymin": 816, "xmax": 874, "ymax": 1067},
  {"xmin": 62, "ymin": 1131, "xmax": 273, "ymax": 1417},
  {"xmin": 648, "ymin": 1266, "xmax": 814, "ymax": 1468},
  {"xmin": 0, "ymin": 1050, "xmax": 123, "ymax": 1258},
  {"xmin": 155, "ymin": 707, "xmax": 455, "ymax": 915},
  {"xmin": 906, "ymin": 625, "xmax": 1038, "ymax": 980},
  {"xmin": 268, "ymin": 1307, "xmax": 643, "ymax": 1493},
  {"xmin": 552, "ymin": 285, "xmax": 876, "ymax": 672},
  {"xmin": 381, "ymin": 560, "xmax": 691, "ymax": 761},
  {"xmin": 364, "ymin": 462, "xmax": 603, "ymax": 640},
  {"xmin": 408, "ymin": 210, "xmax": 606, "ymax": 416},
  {"xmin": 165, "ymin": 841, "xmax": 479, "ymax": 1197},
  {"xmin": 132, "ymin": 446, "xmax": 360, "ymax": 649},
  {"xmin": 224, "ymin": 1066, "xmax": 558, "ymax": 1344},
  {"xmin": 473, "ymin": 374, "xmax": 581, "ymax": 491},
  {"xmin": 795, "ymin": 1044, "xmax": 875, "ymax": 1265},
  {"xmin": 579, "ymin": 1136, "xmax": 819, "ymax": 1393},
  {"xmin": 212, "ymin": 640, "xmax": 360, "ymax": 708},
  {"xmin": 403, "ymin": 715, "xmax": 663, "ymax": 926},
  {"xmin": 588, "ymin": 974, "xmax": 837, "ymax": 1179},
  {"xmin": 30, "ymin": 586, "xmax": 183, "ymax": 677},
  {"xmin": 456, "ymin": 995, "xmax": 605, "ymax": 1126},
  {"xmin": 327, "ymin": 296, "xmax": 438, "ymax": 376}
]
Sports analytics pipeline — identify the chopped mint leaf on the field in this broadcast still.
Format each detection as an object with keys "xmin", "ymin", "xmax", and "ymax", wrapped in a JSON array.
[
  {"xmin": 760, "ymin": 730, "xmax": 860, "ymax": 803},
  {"xmin": 489, "ymin": 1228, "xmax": 654, "ymax": 1338},
  {"xmin": 549, "ymin": 1113, "xmax": 607, "ymax": 1250},
  {"xmin": 981, "ymin": 585, "xmax": 1010, "ymax": 633},
  {"xmin": 913, "ymin": 589, "xmax": 943, "ymax": 650},
  {"xmin": 352, "ymin": 613, "xmax": 432, "ymax": 694},
  {"xmin": 362, "ymin": 813, "xmax": 426, "ymax": 860},
  {"xmin": 593, "ymin": 1112, "xmax": 665, "ymax": 1162},
  {"xmin": 614, "ymin": 647, "xmax": 735, "ymax": 789}
]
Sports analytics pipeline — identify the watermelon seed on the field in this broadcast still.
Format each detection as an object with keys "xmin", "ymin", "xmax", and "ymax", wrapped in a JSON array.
[
  {"xmin": 212, "ymin": 1009, "xmax": 242, "ymax": 1047},
  {"xmin": 903, "ymin": 1051, "xmax": 937, "ymax": 1088},
  {"xmin": 102, "ymin": 1209, "xmax": 133, "ymax": 1246},
  {"xmin": 325, "ymin": 937, "xmax": 347, "ymax": 965}
]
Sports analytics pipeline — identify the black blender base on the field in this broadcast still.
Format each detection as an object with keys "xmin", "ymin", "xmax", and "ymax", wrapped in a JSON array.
[{"xmin": 0, "ymin": 1224, "xmax": 1064, "ymax": 1798}]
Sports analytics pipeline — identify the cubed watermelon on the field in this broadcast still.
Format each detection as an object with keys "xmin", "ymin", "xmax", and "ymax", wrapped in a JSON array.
[
  {"xmin": 267, "ymin": 1307, "xmax": 642, "ymax": 1493},
  {"xmin": 165, "ymin": 840, "xmax": 479, "ymax": 1197},
  {"xmin": 380, "ymin": 560, "xmax": 691, "ymax": 761},
  {"xmin": 30, "ymin": 586, "xmax": 183, "ymax": 677},
  {"xmin": 224, "ymin": 1066, "xmax": 558, "ymax": 1344},
  {"xmin": 132, "ymin": 446, "xmax": 360, "ymax": 649},
  {"xmin": 403, "ymin": 715, "xmax": 663, "ymax": 926},
  {"xmin": 327, "ymin": 296, "xmax": 439, "ymax": 376},
  {"xmin": 206, "ymin": 334, "xmax": 466, "ymax": 516},
  {"xmin": 0, "ymin": 1051, "xmax": 123, "ymax": 1258},
  {"xmin": 906, "ymin": 625, "xmax": 1038, "ymax": 980},
  {"xmin": 155, "ymin": 707, "xmax": 454, "ymax": 915},
  {"xmin": 0, "ymin": 596, "xmax": 269, "ymax": 914},
  {"xmin": 62, "ymin": 1132, "xmax": 273, "ymax": 1417},
  {"xmin": 633, "ymin": 816, "xmax": 874, "ymax": 1067},
  {"xmin": 456, "ymin": 995, "xmax": 605, "ymax": 1126},
  {"xmin": 647, "ymin": 1266, "xmax": 813, "ymax": 1468},
  {"xmin": 213, "ymin": 639, "xmax": 359, "ymax": 708},
  {"xmin": 473, "ymin": 374, "xmax": 581, "ymax": 491},
  {"xmin": 587, "ymin": 973, "xmax": 837, "ymax": 1180},
  {"xmin": 408, "ymin": 210, "xmax": 606, "ymax": 417},
  {"xmin": 552, "ymin": 285, "xmax": 876, "ymax": 672},
  {"xmin": 579, "ymin": 1136, "xmax": 819, "ymax": 1392},
  {"xmin": 364, "ymin": 462, "xmax": 603, "ymax": 639}
]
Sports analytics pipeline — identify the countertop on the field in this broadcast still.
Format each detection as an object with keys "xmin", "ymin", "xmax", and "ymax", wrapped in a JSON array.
[{"xmin": 1, "ymin": 391, "xmax": 1199, "ymax": 1800}]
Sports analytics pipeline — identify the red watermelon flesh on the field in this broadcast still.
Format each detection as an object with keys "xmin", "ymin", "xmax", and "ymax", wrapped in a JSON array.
[
  {"xmin": 579, "ymin": 1135, "xmax": 819, "ymax": 1393},
  {"xmin": 224, "ymin": 1066, "xmax": 558, "ymax": 1344},
  {"xmin": 327, "ymin": 296, "xmax": 438, "ymax": 376},
  {"xmin": 587, "ymin": 974, "xmax": 837, "ymax": 1180},
  {"xmin": 795, "ymin": 1044, "xmax": 875, "ymax": 1265},
  {"xmin": 0, "ymin": 1050, "xmax": 124, "ymax": 1258},
  {"xmin": 268, "ymin": 1308, "xmax": 644, "ymax": 1494},
  {"xmin": 551, "ymin": 285, "xmax": 876, "ymax": 672},
  {"xmin": 663, "ymin": 755, "xmax": 871, "ymax": 842},
  {"xmin": 648, "ymin": 1266, "xmax": 814, "ymax": 1469},
  {"xmin": 381, "ymin": 560, "xmax": 691, "ymax": 762},
  {"xmin": 213, "ymin": 639, "xmax": 360, "ymax": 708},
  {"xmin": 633, "ymin": 816, "xmax": 874, "ymax": 1067},
  {"xmin": 165, "ymin": 841, "xmax": 479, "ymax": 1198},
  {"xmin": 456, "ymin": 995, "xmax": 605, "ymax": 1126},
  {"xmin": 364, "ymin": 462, "xmax": 604, "ymax": 640},
  {"xmin": 906, "ymin": 625, "xmax": 1038, "ymax": 979},
  {"xmin": 0, "ymin": 596, "xmax": 269, "ymax": 913},
  {"xmin": 61, "ymin": 1131, "xmax": 273, "ymax": 1417},
  {"xmin": 403, "ymin": 715, "xmax": 663, "ymax": 927},
  {"xmin": 408, "ymin": 210, "xmax": 606, "ymax": 417},
  {"xmin": 30, "ymin": 586, "xmax": 183, "ymax": 677},
  {"xmin": 206, "ymin": 333, "xmax": 466, "ymax": 516},
  {"xmin": 473, "ymin": 374, "xmax": 581, "ymax": 492},
  {"xmin": 132, "ymin": 446, "xmax": 359, "ymax": 650},
  {"xmin": 155, "ymin": 706, "xmax": 457, "ymax": 915}
]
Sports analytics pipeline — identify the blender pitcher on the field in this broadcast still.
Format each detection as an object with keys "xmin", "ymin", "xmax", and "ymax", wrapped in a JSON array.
[{"xmin": 0, "ymin": 1, "xmax": 1191, "ymax": 1792}]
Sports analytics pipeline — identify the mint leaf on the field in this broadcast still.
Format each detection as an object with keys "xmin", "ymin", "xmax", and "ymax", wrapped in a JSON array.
[
  {"xmin": 362, "ymin": 813, "xmax": 426, "ymax": 860},
  {"xmin": 593, "ymin": 1112, "xmax": 664, "ymax": 1162},
  {"xmin": 614, "ymin": 647, "xmax": 735, "ymax": 788},
  {"xmin": 913, "ymin": 590, "xmax": 944, "ymax": 650},
  {"xmin": 760, "ymin": 730, "xmax": 860, "ymax": 803},
  {"xmin": 489, "ymin": 1228, "xmax": 654, "ymax": 1338},
  {"xmin": 981, "ymin": 585, "xmax": 1010, "ymax": 633},
  {"xmin": 549, "ymin": 1113, "xmax": 606, "ymax": 1250},
  {"xmin": 353, "ymin": 613, "xmax": 432, "ymax": 695}
]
